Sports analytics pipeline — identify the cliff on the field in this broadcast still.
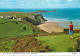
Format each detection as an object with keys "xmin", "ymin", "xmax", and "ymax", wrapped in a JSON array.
[{"xmin": 24, "ymin": 14, "xmax": 47, "ymax": 25}]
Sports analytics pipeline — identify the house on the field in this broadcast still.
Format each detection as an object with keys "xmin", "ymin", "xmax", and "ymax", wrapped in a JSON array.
[
  {"xmin": 0, "ymin": 14, "xmax": 17, "ymax": 19},
  {"xmin": 0, "ymin": 16, "xmax": 4, "ymax": 18},
  {"xmin": 17, "ymin": 18, "xmax": 22, "ymax": 21},
  {"xmin": 6, "ymin": 14, "xmax": 13, "ymax": 19},
  {"xmin": 13, "ymin": 16, "xmax": 17, "ymax": 19}
]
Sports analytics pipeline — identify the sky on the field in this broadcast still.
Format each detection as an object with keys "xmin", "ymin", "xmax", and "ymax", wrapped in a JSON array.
[{"xmin": 0, "ymin": 0, "xmax": 80, "ymax": 9}]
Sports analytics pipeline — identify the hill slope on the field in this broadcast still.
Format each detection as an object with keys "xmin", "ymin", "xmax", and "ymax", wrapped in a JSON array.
[
  {"xmin": 0, "ymin": 12, "xmax": 47, "ymax": 42},
  {"xmin": 0, "ymin": 19, "xmax": 33, "ymax": 42},
  {"xmin": 36, "ymin": 33, "xmax": 80, "ymax": 52}
]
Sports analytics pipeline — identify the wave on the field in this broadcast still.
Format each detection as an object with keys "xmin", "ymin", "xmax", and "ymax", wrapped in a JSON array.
[
  {"xmin": 44, "ymin": 17, "xmax": 80, "ymax": 23},
  {"xmin": 43, "ymin": 17, "xmax": 80, "ymax": 29}
]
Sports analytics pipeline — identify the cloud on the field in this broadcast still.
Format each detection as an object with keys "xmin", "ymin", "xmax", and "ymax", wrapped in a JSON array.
[
  {"xmin": 0, "ymin": 0, "xmax": 79, "ymax": 8},
  {"xmin": 68, "ymin": 0, "xmax": 72, "ymax": 2},
  {"xmin": 0, "ymin": 3, "xmax": 5, "ymax": 4},
  {"xmin": 46, "ymin": 0, "xmax": 50, "ymax": 2},
  {"xmin": 26, "ymin": 1, "xmax": 32, "ymax": 4},
  {"xmin": 48, "ymin": 3, "xmax": 52, "ymax": 5},
  {"xmin": 54, "ymin": 0, "xmax": 59, "ymax": 2},
  {"xmin": 53, "ymin": 0, "xmax": 62, "ymax": 4}
]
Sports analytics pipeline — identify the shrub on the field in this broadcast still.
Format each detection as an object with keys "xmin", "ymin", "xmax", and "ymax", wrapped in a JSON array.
[{"xmin": 12, "ymin": 36, "xmax": 51, "ymax": 52}]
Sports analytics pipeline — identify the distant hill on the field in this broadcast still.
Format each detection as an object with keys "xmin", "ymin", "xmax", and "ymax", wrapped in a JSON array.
[
  {"xmin": 49, "ymin": 9, "xmax": 56, "ymax": 12},
  {"xmin": 33, "ymin": 9, "xmax": 56, "ymax": 13},
  {"xmin": 34, "ymin": 10, "xmax": 48, "ymax": 13}
]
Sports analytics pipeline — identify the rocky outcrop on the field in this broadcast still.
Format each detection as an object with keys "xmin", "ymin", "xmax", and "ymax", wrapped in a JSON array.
[
  {"xmin": 35, "ymin": 14, "xmax": 46, "ymax": 22},
  {"xmin": 24, "ymin": 14, "xmax": 47, "ymax": 25}
]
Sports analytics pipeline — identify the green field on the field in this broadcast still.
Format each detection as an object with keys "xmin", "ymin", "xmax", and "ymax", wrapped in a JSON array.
[
  {"xmin": 36, "ymin": 33, "xmax": 80, "ymax": 52},
  {"xmin": 0, "ymin": 19, "xmax": 33, "ymax": 42}
]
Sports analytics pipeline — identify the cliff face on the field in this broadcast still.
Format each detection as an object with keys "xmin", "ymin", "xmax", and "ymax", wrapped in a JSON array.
[{"xmin": 24, "ymin": 14, "xmax": 47, "ymax": 25}]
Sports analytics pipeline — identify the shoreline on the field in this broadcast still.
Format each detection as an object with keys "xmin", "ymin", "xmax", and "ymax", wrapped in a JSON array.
[
  {"xmin": 38, "ymin": 21, "xmax": 66, "ymax": 33},
  {"xmin": 38, "ymin": 21, "xmax": 80, "ymax": 33}
]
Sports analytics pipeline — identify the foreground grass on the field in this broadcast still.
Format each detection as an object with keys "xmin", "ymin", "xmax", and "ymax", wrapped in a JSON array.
[
  {"xmin": 0, "ymin": 40, "xmax": 16, "ymax": 52},
  {"xmin": 36, "ymin": 33, "xmax": 80, "ymax": 52},
  {"xmin": 0, "ymin": 36, "xmax": 51, "ymax": 52}
]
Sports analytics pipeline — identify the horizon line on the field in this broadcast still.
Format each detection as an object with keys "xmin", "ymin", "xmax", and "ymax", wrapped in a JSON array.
[{"xmin": 0, "ymin": 8, "xmax": 80, "ymax": 9}]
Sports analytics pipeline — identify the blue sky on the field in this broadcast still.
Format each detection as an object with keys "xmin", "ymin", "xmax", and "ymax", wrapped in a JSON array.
[{"xmin": 0, "ymin": 0, "xmax": 80, "ymax": 9}]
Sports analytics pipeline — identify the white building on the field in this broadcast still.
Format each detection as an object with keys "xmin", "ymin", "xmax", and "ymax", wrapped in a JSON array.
[
  {"xmin": 17, "ymin": 18, "xmax": 22, "ymax": 21},
  {"xmin": 13, "ymin": 16, "xmax": 16, "ymax": 19},
  {"xmin": 0, "ymin": 16, "xmax": 4, "ymax": 18}
]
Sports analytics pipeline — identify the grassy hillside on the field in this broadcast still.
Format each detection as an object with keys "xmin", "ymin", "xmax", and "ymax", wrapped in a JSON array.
[
  {"xmin": 0, "ymin": 19, "xmax": 17, "ymax": 23},
  {"xmin": 0, "ymin": 36, "xmax": 51, "ymax": 52},
  {"xmin": 36, "ymin": 33, "xmax": 80, "ymax": 52},
  {"xmin": 0, "ymin": 12, "xmax": 48, "ymax": 42},
  {"xmin": 0, "ymin": 19, "xmax": 33, "ymax": 42},
  {"xmin": 0, "ymin": 12, "xmax": 46, "ymax": 34},
  {"xmin": 0, "ymin": 33, "xmax": 80, "ymax": 52},
  {"xmin": 0, "ymin": 12, "xmax": 48, "ymax": 52}
]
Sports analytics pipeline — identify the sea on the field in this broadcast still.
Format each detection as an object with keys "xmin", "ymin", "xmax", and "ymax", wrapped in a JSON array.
[{"xmin": 0, "ymin": 8, "xmax": 80, "ymax": 29}]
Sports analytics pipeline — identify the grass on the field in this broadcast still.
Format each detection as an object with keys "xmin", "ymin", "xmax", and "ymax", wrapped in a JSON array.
[
  {"xmin": 0, "ymin": 19, "xmax": 33, "ymax": 42},
  {"xmin": 0, "ymin": 40, "xmax": 16, "ymax": 52},
  {"xmin": 0, "ymin": 12, "xmax": 41, "ymax": 52},
  {"xmin": 12, "ymin": 36, "xmax": 51, "ymax": 52},
  {"xmin": 36, "ymin": 33, "xmax": 80, "ymax": 52},
  {"xmin": 0, "ymin": 19, "xmax": 17, "ymax": 23},
  {"xmin": 0, "ymin": 36, "xmax": 51, "ymax": 52},
  {"xmin": 0, "ymin": 12, "xmax": 43, "ymax": 42},
  {"xmin": 0, "ymin": 12, "xmax": 41, "ymax": 34}
]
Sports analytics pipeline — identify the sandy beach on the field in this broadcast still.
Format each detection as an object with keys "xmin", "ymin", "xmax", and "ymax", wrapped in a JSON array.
[{"xmin": 38, "ymin": 22, "xmax": 66, "ymax": 33}]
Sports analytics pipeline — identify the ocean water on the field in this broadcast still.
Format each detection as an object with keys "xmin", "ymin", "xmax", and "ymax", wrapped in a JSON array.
[
  {"xmin": 0, "ymin": 8, "xmax": 80, "ymax": 29},
  {"xmin": 41, "ymin": 8, "xmax": 80, "ymax": 29}
]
